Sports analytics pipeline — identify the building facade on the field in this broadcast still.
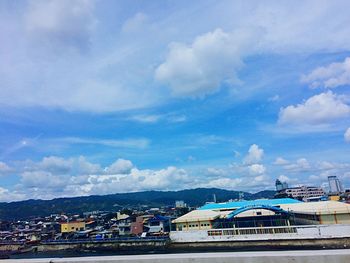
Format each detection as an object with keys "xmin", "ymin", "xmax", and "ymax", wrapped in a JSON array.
[
  {"xmin": 281, "ymin": 186, "xmax": 325, "ymax": 201},
  {"xmin": 328, "ymin": 176, "xmax": 343, "ymax": 194},
  {"xmin": 60, "ymin": 221, "xmax": 86, "ymax": 233}
]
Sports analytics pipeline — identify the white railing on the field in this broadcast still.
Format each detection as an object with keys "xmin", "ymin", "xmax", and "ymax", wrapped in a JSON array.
[
  {"xmin": 170, "ymin": 224, "xmax": 350, "ymax": 242},
  {"xmin": 207, "ymin": 226, "xmax": 297, "ymax": 236}
]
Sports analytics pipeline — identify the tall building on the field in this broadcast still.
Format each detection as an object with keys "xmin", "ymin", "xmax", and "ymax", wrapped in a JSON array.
[
  {"xmin": 275, "ymin": 179, "xmax": 288, "ymax": 192},
  {"xmin": 328, "ymin": 176, "xmax": 343, "ymax": 194},
  {"xmin": 175, "ymin": 200, "xmax": 187, "ymax": 208}
]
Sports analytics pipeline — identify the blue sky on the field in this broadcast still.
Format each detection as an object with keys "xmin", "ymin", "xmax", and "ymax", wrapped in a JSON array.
[{"xmin": 1, "ymin": 0, "xmax": 350, "ymax": 201}]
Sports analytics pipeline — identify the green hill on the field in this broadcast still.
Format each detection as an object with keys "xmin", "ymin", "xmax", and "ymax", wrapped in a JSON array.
[{"xmin": 0, "ymin": 188, "xmax": 275, "ymax": 220}]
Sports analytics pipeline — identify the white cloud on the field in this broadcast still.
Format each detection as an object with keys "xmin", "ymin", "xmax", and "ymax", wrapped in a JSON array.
[
  {"xmin": 21, "ymin": 171, "xmax": 67, "ymax": 189},
  {"xmin": 203, "ymin": 177, "xmax": 242, "ymax": 189},
  {"xmin": 278, "ymin": 91, "xmax": 350, "ymax": 126},
  {"xmin": 105, "ymin": 159, "xmax": 134, "ymax": 174},
  {"xmin": 129, "ymin": 113, "xmax": 187, "ymax": 124},
  {"xmin": 278, "ymin": 175, "xmax": 290, "ymax": 182},
  {"xmin": 301, "ymin": 57, "xmax": 350, "ymax": 89},
  {"xmin": 249, "ymin": 164, "xmax": 266, "ymax": 175},
  {"xmin": 0, "ymin": 187, "xmax": 26, "ymax": 202},
  {"xmin": 155, "ymin": 28, "xmax": 249, "ymax": 97},
  {"xmin": 345, "ymin": 127, "xmax": 350, "ymax": 142},
  {"xmin": 1, "ymin": 1, "xmax": 350, "ymax": 113},
  {"xmin": 0, "ymin": 161, "xmax": 12, "ymax": 175},
  {"xmin": 205, "ymin": 167, "xmax": 227, "ymax": 177},
  {"xmin": 38, "ymin": 156, "xmax": 74, "ymax": 174},
  {"xmin": 283, "ymin": 158, "xmax": 311, "ymax": 172},
  {"xmin": 78, "ymin": 156, "xmax": 102, "ymax": 174},
  {"xmin": 129, "ymin": 114, "xmax": 162, "ymax": 123},
  {"xmin": 244, "ymin": 144, "xmax": 264, "ymax": 164},
  {"xmin": 274, "ymin": 157, "xmax": 289, "ymax": 165},
  {"xmin": 25, "ymin": 0, "xmax": 97, "ymax": 51},
  {"xmin": 1, "ymin": 156, "xmax": 193, "ymax": 200}
]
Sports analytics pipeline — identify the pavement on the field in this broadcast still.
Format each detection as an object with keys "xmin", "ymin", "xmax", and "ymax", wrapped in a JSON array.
[{"xmin": 3, "ymin": 249, "xmax": 350, "ymax": 263}]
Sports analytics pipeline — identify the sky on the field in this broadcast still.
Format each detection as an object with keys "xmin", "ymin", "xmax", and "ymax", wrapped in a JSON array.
[{"xmin": 1, "ymin": 0, "xmax": 350, "ymax": 202}]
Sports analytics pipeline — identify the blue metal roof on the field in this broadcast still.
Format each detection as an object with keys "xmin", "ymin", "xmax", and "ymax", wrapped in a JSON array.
[
  {"xmin": 226, "ymin": 205, "xmax": 290, "ymax": 219},
  {"xmin": 198, "ymin": 198, "xmax": 301, "ymax": 210},
  {"xmin": 149, "ymin": 215, "xmax": 171, "ymax": 222}
]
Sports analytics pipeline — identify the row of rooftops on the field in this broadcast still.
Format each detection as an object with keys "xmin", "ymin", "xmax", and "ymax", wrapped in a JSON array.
[
  {"xmin": 173, "ymin": 198, "xmax": 350, "ymax": 224},
  {"xmin": 199, "ymin": 198, "xmax": 301, "ymax": 210}
]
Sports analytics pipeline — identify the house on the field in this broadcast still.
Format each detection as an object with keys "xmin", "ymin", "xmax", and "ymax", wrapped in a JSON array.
[
  {"xmin": 60, "ymin": 221, "xmax": 86, "ymax": 233},
  {"xmin": 146, "ymin": 215, "xmax": 171, "ymax": 233}
]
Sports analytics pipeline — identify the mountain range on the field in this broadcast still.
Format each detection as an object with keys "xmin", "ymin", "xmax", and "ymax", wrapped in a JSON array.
[{"xmin": 0, "ymin": 188, "xmax": 275, "ymax": 220}]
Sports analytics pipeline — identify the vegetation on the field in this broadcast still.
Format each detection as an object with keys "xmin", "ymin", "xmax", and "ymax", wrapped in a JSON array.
[{"xmin": 0, "ymin": 188, "xmax": 275, "ymax": 220}]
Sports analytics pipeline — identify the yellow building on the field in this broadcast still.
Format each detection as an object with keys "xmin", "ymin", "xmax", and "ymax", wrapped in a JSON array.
[
  {"xmin": 60, "ymin": 221, "xmax": 86, "ymax": 233},
  {"xmin": 172, "ymin": 210, "xmax": 219, "ymax": 231},
  {"xmin": 281, "ymin": 201, "xmax": 350, "ymax": 225},
  {"xmin": 329, "ymin": 195, "xmax": 341, "ymax": 201}
]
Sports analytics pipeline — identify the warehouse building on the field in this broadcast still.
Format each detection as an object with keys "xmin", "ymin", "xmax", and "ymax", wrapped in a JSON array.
[{"xmin": 172, "ymin": 198, "xmax": 350, "ymax": 231}]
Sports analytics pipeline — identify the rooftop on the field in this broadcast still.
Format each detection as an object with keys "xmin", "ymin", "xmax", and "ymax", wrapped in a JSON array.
[{"xmin": 199, "ymin": 198, "xmax": 301, "ymax": 211}]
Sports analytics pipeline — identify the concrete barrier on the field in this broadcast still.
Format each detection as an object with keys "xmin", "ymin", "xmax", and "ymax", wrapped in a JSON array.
[{"xmin": 2, "ymin": 249, "xmax": 350, "ymax": 263}]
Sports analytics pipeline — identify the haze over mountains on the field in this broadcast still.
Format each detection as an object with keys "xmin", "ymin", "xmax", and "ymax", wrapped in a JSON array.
[{"xmin": 0, "ymin": 188, "xmax": 275, "ymax": 220}]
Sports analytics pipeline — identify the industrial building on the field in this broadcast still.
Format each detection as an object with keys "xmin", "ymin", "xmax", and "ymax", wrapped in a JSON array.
[{"xmin": 172, "ymin": 198, "xmax": 350, "ymax": 231}]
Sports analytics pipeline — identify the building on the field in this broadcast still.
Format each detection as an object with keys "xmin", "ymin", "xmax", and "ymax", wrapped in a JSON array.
[
  {"xmin": 275, "ymin": 179, "xmax": 288, "ymax": 191},
  {"xmin": 131, "ymin": 216, "xmax": 145, "ymax": 236},
  {"xmin": 328, "ymin": 176, "xmax": 343, "ymax": 194},
  {"xmin": 145, "ymin": 215, "xmax": 171, "ymax": 233},
  {"xmin": 280, "ymin": 186, "xmax": 325, "ymax": 201},
  {"xmin": 173, "ymin": 198, "xmax": 300, "ymax": 231},
  {"xmin": 60, "ymin": 221, "xmax": 86, "ymax": 233},
  {"xmin": 175, "ymin": 200, "xmax": 187, "ymax": 208},
  {"xmin": 172, "ymin": 198, "xmax": 350, "ymax": 231},
  {"xmin": 280, "ymin": 201, "xmax": 350, "ymax": 225}
]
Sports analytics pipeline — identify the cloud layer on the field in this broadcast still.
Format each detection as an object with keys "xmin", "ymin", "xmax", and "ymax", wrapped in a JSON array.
[{"xmin": 302, "ymin": 57, "xmax": 350, "ymax": 89}]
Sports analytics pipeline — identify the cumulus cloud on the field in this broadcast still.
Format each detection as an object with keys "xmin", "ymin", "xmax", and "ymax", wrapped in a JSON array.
[
  {"xmin": 0, "ymin": 156, "xmax": 193, "ymax": 200},
  {"xmin": 203, "ymin": 177, "xmax": 242, "ymax": 189},
  {"xmin": 278, "ymin": 91, "xmax": 350, "ymax": 126},
  {"xmin": 283, "ymin": 158, "xmax": 311, "ymax": 172},
  {"xmin": 105, "ymin": 159, "xmax": 134, "ymax": 174},
  {"xmin": 155, "ymin": 28, "xmax": 250, "ymax": 97},
  {"xmin": 37, "ymin": 156, "xmax": 74, "ymax": 174},
  {"xmin": 244, "ymin": 144, "xmax": 264, "ymax": 164},
  {"xmin": 301, "ymin": 57, "xmax": 350, "ymax": 89},
  {"xmin": 278, "ymin": 175, "xmax": 290, "ymax": 182},
  {"xmin": 248, "ymin": 164, "xmax": 266, "ymax": 175},
  {"xmin": 0, "ymin": 187, "xmax": 26, "ymax": 202},
  {"xmin": 274, "ymin": 157, "xmax": 289, "ymax": 165},
  {"xmin": 78, "ymin": 156, "xmax": 102, "ymax": 175},
  {"xmin": 345, "ymin": 128, "xmax": 350, "ymax": 142},
  {"xmin": 21, "ymin": 171, "xmax": 67, "ymax": 189}
]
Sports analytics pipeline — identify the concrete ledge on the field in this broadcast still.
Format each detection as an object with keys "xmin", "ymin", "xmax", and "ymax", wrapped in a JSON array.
[{"xmin": 3, "ymin": 249, "xmax": 350, "ymax": 263}]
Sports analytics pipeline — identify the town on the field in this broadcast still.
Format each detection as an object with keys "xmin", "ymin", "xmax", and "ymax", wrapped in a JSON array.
[{"xmin": 0, "ymin": 175, "xmax": 350, "ymax": 255}]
